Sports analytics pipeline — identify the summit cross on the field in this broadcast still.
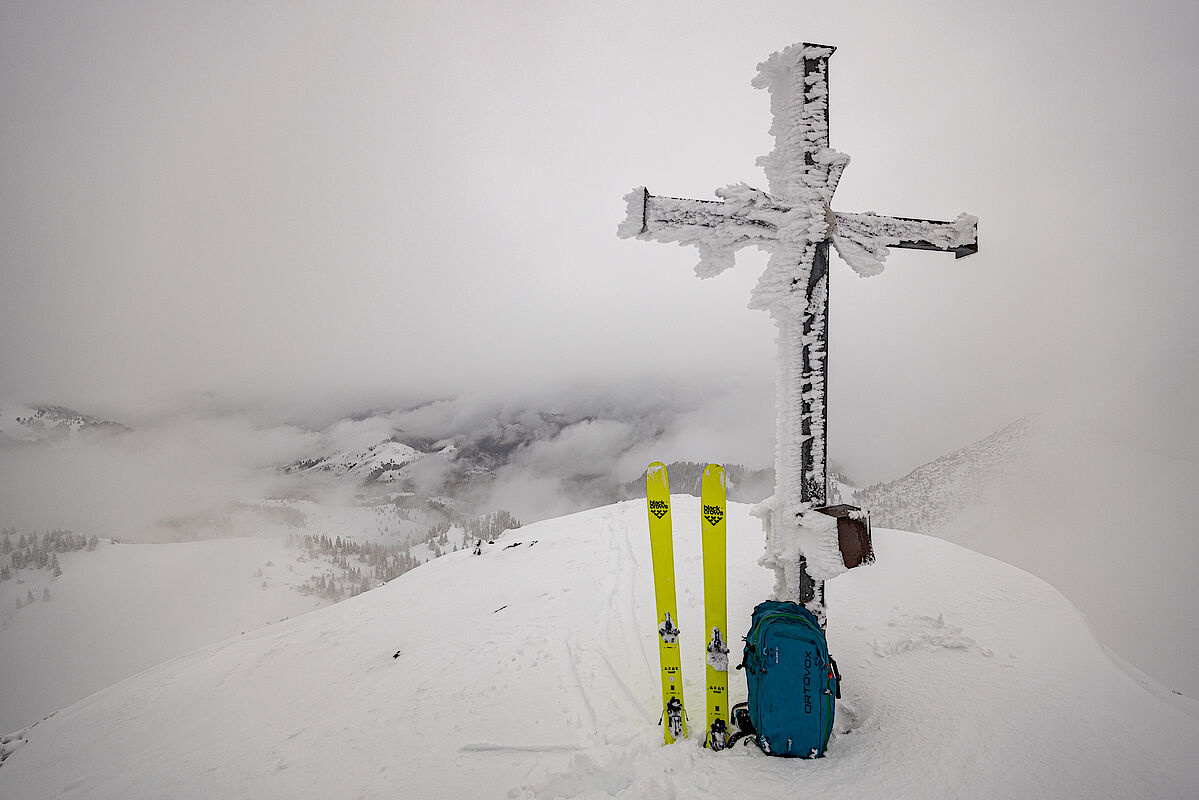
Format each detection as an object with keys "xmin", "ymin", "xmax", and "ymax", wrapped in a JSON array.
[{"xmin": 618, "ymin": 42, "xmax": 978, "ymax": 618}]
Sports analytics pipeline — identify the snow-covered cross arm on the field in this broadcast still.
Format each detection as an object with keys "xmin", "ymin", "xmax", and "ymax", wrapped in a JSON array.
[{"xmin": 619, "ymin": 188, "xmax": 978, "ymax": 280}]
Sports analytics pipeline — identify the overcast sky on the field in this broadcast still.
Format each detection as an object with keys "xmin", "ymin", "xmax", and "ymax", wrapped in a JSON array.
[{"xmin": 2, "ymin": 0, "xmax": 1197, "ymax": 482}]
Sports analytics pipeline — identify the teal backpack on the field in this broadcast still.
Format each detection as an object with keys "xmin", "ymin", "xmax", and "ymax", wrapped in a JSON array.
[{"xmin": 733, "ymin": 600, "xmax": 839, "ymax": 758}]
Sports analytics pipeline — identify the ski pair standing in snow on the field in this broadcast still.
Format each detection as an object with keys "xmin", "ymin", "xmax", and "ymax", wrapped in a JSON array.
[{"xmin": 645, "ymin": 461, "xmax": 729, "ymax": 749}]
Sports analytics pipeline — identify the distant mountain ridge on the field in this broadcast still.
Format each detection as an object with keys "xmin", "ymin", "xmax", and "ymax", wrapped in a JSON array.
[
  {"xmin": 283, "ymin": 439, "xmax": 428, "ymax": 484},
  {"xmin": 2, "ymin": 398, "xmax": 1033, "ymax": 536},
  {"xmin": 619, "ymin": 461, "xmax": 774, "ymax": 503},
  {"xmin": 279, "ymin": 412, "xmax": 1039, "ymax": 531},
  {"xmin": 852, "ymin": 417, "xmax": 1034, "ymax": 533},
  {"xmin": 0, "ymin": 403, "xmax": 129, "ymax": 446}
]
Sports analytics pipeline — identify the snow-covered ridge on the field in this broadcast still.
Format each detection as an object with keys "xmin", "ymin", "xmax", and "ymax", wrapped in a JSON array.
[
  {"xmin": 283, "ymin": 439, "xmax": 424, "ymax": 483},
  {"xmin": 0, "ymin": 403, "xmax": 129, "ymax": 446},
  {"xmin": 853, "ymin": 417, "xmax": 1034, "ymax": 532},
  {"xmin": 1, "ymin": 499, "xmax": 1195, "ymax": 798}
]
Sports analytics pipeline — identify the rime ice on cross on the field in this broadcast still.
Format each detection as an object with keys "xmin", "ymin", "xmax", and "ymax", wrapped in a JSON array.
[{"xmin": 618, "ymin": 42, "xmax": 978, "ymax": 619}]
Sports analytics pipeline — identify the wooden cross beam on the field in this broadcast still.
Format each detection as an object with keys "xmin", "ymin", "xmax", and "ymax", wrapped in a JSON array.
[{"xmin": 619, "ymin": 42, "xmax": 978, "ymax": 617}]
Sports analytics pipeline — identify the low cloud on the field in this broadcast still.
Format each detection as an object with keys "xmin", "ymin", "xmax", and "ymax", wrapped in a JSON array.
[
  {"xmin": 0, "ymin": 381, "xmax": 779, "ymax": 539},
  {"xmin": 0, "ymin": 411, "xmax": 319, "ymax": 540}
]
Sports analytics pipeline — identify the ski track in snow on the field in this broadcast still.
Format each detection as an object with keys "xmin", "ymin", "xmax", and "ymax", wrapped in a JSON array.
[
  {"xmin": 1, "ymin": 497, "xmax": 1197, "ymax": 799},
  {"xmin": 561, "ymin": 637, "xmax": 600, "ymax": 742},
  {"xmin": 602, "ymin": 507, "xmax": 654, "ymax": 695},
  {"xmin": 621, "ymin": 513, "xmax": 653, "ymax": 680},
  {"xmin": 459, "ymin": 743, "xmax": 585, "ymax": 754}
]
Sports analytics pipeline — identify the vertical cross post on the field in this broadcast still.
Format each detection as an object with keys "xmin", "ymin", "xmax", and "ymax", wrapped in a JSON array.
[{"xmin": 619, "ymin": 42, "xmax": 978, "ymax": 621}]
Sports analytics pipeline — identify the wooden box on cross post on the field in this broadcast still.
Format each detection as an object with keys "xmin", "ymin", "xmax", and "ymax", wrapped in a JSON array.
[{"xmin": 815, "ymin": 504, "xmax": 875, "ymax": 569}]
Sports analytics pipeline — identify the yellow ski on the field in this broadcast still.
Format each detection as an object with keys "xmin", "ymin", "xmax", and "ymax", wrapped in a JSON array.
[
  {"xmin": 646, "ymin": 461, "xmax": 687, "ymax": 743},
  {"xmin": 701, "ymin": 463, "xmax": 729, "ymax": 749}
]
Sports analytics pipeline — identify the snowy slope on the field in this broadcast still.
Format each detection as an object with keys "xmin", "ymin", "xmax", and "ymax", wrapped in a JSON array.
[
  {"xmin": 852, "ymin": 417, "xmax": 1032, "ymax": 533},
  {"xmin": 283, "ymin": 439, "xmax": 424, "ymax": 484},
  {"xmin": 0, "ymin": 537, "xmax": 337, "ymax": 733},
  {"xmin": 1, "ymin": 504, "xmax": 507, "ymax": 732},
  {"xmin": 852, "ymin": 415, "xmax": 1199, "ymax": 699},
  {"xmin": 2, "ymin": 499, "xmax": 1197, "ymax": 799},
  {"xmin": 256, "ymin": 497, "xmax": 443, "ymax": 546}
]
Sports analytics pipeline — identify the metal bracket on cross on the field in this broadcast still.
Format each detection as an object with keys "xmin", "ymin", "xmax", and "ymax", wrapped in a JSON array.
[{"xmin": 618, "ymin": 42, "xmax": 979, "ymax": 622}]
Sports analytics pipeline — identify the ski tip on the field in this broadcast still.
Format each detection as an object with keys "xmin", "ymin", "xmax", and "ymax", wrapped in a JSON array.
[
  {"xmin": 647, "ymin": 462, "xmax": 670, "ymax": 487},
  {"xmin": 646, "ymin": 462, "xmax": 670, "ymax": 495}
]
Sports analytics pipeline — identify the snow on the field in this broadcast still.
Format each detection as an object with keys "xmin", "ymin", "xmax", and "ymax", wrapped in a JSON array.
[
  {"xmin": 0, "ymin": 402, "xmax": 127, "ymax": 445},
  {"xmin": 0, "ymin": 500, "xmax": 510, "ymax": 733},
  {"xmin": 284, "ymin": 439, "xmax": 423, "ymax": 483},
  {"xmin": 0, "ymin": 403, "xmax": 41, "ymax": 443},
  {"xmin": 407, "ymin": 524, "xmax": 471, "ymax": 563},
  {"xmin": 616, "ymin": 187, "xmax": 648, "ymax": 241},
  {"xmin": 832, "ymin": 211, "xmax": 979, "ymax": 277},
  {"xmin": 617, "ymin": 185, "xmax": 785, "ymax": 280},
  {"xmin": 752, "ymin": 43, "xmax": 847, "ymax": 202},
  {"xmin": 258, "ymin": 497, "xmax": 437, "ymax": 546},
  {"xmin": 0, "ymin": 537, "xmax": 331, "ymax": 733},
  {"xmin": 755, "ymin": 500, "xmax": 847, "ymax": 597},
  {"xmin": 2, "ymin": 498, "xmax": 1196, "ymax": 798}
]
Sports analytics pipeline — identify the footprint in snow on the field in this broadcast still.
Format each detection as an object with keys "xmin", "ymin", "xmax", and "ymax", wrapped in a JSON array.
[{"xmin": 872, "ymin": 613, "xmax": 994, "ymax": 658}]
